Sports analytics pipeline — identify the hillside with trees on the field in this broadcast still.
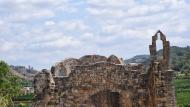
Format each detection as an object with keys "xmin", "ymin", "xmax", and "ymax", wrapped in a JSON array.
[{"xmin": 125, "ymin": 46, "xmax": 190, "ymax": 72}]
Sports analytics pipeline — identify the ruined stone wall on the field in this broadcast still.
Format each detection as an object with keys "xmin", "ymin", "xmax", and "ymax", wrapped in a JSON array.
[
  {"xmin": 79, "ymin": 55, "xmax": 107, "ymax": 65},
  {"xmin": 55, "ymin": 62, "xmax": 147, "ymax": 107},
  {"xmin": 33, "ymin": 31, "xmax": 176, "ymax": 107}
]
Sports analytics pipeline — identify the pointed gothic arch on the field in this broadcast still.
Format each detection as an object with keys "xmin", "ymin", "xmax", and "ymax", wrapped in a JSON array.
[{"xmin": 149, "ymin": 30, "xmax": 170, "ymax": 68}]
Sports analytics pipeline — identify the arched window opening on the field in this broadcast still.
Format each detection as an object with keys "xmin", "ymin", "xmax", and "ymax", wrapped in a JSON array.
[
  {"xmin": 156, "ymin": 33, "xmax": 163, "ymax": 60},
  {"xmin": 58, "ymin": 69, "xmax": 65, "ymax": 77}
]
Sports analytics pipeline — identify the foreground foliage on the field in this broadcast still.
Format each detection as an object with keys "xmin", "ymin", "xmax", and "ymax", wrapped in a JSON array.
[
  {"xmin": 13, "ymin": 93, "xmax": 34, "ymax": 101},
  {"xmin": 0, "ymin": 61, "xmax": 22, "ymax": 107}
]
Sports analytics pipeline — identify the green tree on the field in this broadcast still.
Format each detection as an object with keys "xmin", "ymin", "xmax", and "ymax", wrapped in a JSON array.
[
  {"xmin": 0, "ymin": 61, "xmax": 21, "ymax": 107},
  {"xmin": 172, "ymin": 51, "xmax": 190, "ymax": 73}
]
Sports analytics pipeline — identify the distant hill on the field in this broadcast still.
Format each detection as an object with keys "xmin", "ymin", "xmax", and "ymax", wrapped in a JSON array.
[
  {"xmin": 125, "ymin": 46, "xmax": 190, "ymax": 72},
  {"xmin": 10, "ymin": 65, "xmax": 38, "ymax": 80},
  {"xmin": 125, "ymin": 55, "xmax": 150, "ymax": 65}
]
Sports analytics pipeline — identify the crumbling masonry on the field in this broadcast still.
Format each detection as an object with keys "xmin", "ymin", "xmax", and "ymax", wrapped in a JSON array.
[{"xmin": 34, "ymin": 31, "xmax": 176, "ymax": 107}]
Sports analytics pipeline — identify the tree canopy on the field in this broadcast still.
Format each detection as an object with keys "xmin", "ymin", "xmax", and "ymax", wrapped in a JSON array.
[{"xmin": 172, "ymin": 52, "xmax": 190, "ymax": 73}]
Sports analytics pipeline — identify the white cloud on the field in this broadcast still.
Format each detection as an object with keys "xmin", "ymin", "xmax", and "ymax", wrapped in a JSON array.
[
  {"xmin": 8, "ymin": 9, "xmax": 55, "ymax": 22},
  {"xmin": 86, "ymin": 0, "xmax": 135, "ymax": 7},
  {"xmin": 0, "ymin": 40, "xmax": 17, "ymax": 52},
  {"xmin": 0, "ymin": 20, "xmax": 5, "ymax": 31},
  {"xmin": 0, "ymin": 0, "xmax": 77, "ymax": 23},
  {"xmin": 59, "ymin": 20, "xmax": 89, "ymax": 31},
  {"xmin": 170, "ymin": 36, "xmax": 190, "ymax": 46},
  {"xmin": 33, "ymin": 36, "xmax": 81, "ymax": 48},
  {"xmin": 126, "ymin": 5, "xmax": 165, "ymax": 17},
  {"xmin": 14, "ymin": 27, "xmax": 83, "ymax": 49},
  {"xmin": 102, "ymin": 24, "xmax": 123, "ymax": 34},
  {"xmin": 86, "ymin": 7, "xmax": 126, "ymax": 19},
  {"xmin": 45, "ymin": 20, "xmax": 55, "ymax": 26}
]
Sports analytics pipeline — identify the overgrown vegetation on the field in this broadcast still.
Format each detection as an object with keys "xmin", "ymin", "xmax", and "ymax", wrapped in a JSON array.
[
  {"xmin": 0, "ymin": 61, "xmax": 22, "ymax": 107},
  {"xmin": 15, "ymin": 103, "xmax": 30, "ymax": 107},
  {"xmin": 13, "ymin": 93, "xmax": 34, "ymax": 101}
]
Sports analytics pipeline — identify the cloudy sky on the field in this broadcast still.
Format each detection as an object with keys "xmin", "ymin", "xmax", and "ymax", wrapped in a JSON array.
[{"xmin": 0, "ymin": 0, "xmax": 190, "ymax": 70}]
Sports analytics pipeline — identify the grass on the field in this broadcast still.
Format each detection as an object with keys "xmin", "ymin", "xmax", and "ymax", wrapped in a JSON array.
[{"xmin": 175, "ymin": 79, "xmax": 190, "ymax": 107}]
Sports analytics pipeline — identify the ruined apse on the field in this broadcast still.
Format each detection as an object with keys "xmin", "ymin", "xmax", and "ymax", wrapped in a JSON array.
[{"xmin": 33, "ymin": 31, "xmax": 176, "ymax": 107}]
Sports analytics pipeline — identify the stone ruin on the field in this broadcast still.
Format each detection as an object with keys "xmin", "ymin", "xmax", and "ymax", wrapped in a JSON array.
[{"xmin": 33, "ymin": 31, "xmax": 176, "ymax": 107}]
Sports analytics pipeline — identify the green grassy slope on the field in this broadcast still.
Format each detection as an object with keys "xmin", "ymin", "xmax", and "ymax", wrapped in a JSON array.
[{"xmin": 175, "ymin": 79, "xmax": 190, "ymax": 107}]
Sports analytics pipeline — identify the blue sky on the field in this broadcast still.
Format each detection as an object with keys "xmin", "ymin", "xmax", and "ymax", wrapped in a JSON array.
[{"xmin": 0, "ymin": 0, "xmax": 189, "ymax": 70}]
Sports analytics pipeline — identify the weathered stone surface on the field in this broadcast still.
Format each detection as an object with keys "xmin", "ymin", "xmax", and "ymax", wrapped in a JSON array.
[
  {"xmin": 33, "ymin": 69, "xmax": 55, "ymax": 107},
  {"xmin": 79, "ymin": 55, "xmax": 107, "ymax": 65},
  {"xmin": 147, "ymin": 30, "xmax": 176, "ymax": 107},
  {"xmin": 51, "ymin": 58, "xmax": 81, "ymax": 77},
  {"xmin": 107, "ymin": 55, "xmax": 124, "ymax": 65},
  {"xmin": 33, "ymin": 31, "xmax": 176, "ymax": 107}
]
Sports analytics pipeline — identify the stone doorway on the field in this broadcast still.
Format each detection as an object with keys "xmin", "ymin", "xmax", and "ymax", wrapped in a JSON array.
[{"xmin": 90, "ymin": 91, "xmax": 120, "ymax": 107}]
